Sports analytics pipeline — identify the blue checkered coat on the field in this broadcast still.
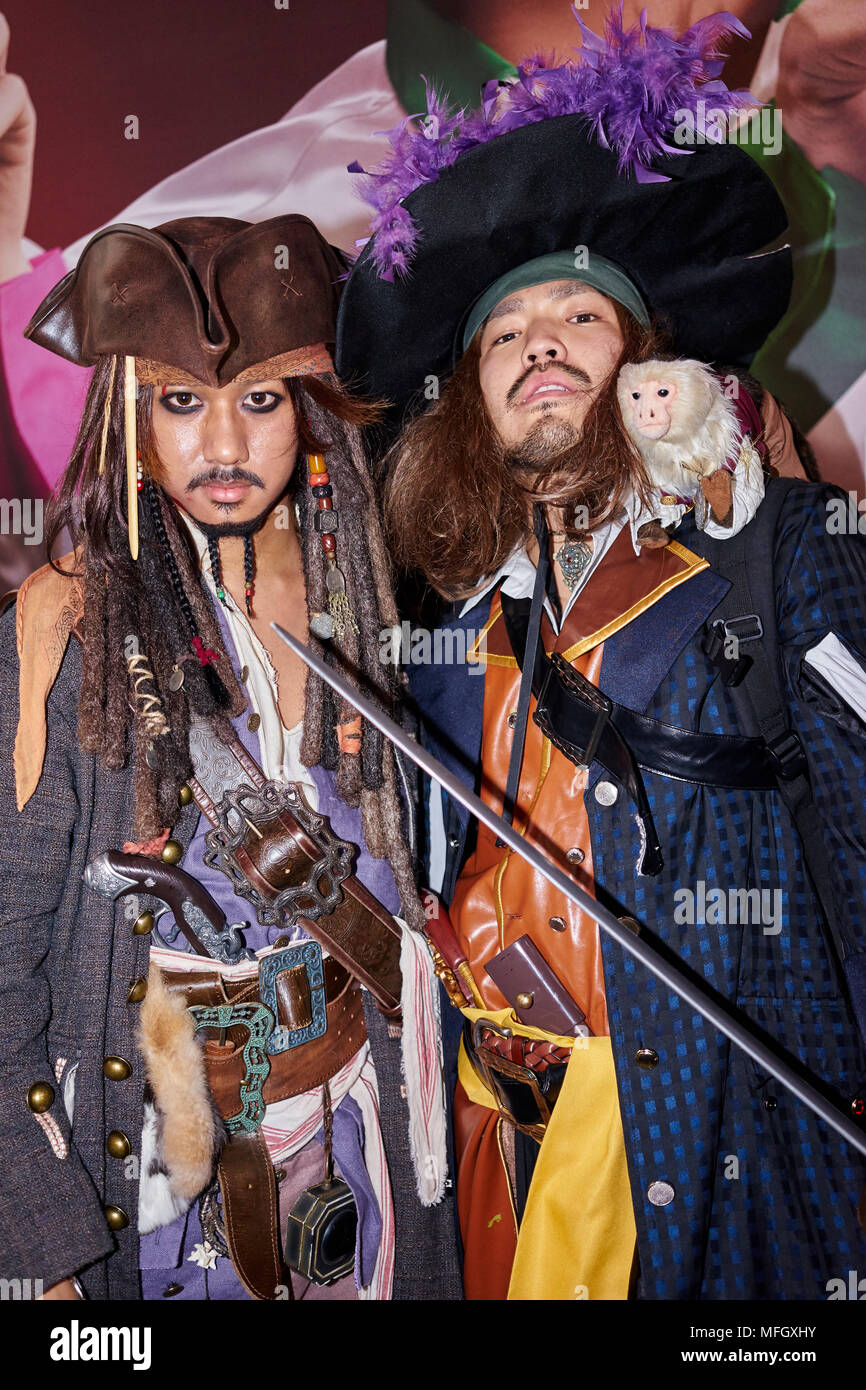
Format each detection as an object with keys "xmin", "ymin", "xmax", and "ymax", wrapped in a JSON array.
[{"xmin": 411, "ymin": 480, "xmax": 866, "ymax": 1300}]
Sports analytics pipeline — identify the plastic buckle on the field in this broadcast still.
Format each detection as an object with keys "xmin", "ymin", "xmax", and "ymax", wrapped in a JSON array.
[
  {"xmin": 259, "ymin": 941, "xmax": 328, "ymax": 1055},
  {"xmin": 766, "ymin": 730, "xmax": 809, "ymax": 781},
  {"xmin": 703, "ymin": 618, "xmax": 756, "ymax": 687}
]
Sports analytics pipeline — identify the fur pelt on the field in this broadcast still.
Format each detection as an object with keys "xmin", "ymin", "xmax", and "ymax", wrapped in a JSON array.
[{"xmin": 136, "ymin": 965, "xmax": 224, "ymax": 1235}]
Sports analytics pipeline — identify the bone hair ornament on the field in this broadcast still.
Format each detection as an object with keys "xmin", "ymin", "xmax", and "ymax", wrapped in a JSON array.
[{"xmin": 617, "ymin": 358, "xmax": 765, "ymax": 548}]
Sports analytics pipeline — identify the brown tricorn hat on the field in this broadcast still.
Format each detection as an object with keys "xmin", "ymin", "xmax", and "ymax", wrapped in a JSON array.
[{"xmin": 24, "ymin": 213, "xmax": 346, "ymax": 386}]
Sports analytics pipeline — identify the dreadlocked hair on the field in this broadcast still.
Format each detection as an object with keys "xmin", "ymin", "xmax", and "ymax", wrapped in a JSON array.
[
  {"xmin": 45, "ymin": 355, "xmax": 247, "ymax": 840},
  {"xmin": 287, "ymin": 372, "xmax": 425, "ymax": 931}
]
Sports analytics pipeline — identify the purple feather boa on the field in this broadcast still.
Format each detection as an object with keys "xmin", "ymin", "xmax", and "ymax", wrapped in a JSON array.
[{"xmin": 350, "ymin": 3, "xmax": 757, "ymax": 281}]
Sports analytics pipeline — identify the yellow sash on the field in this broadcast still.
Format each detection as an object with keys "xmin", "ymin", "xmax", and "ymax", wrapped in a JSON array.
[{"xmin": 459, "ymin": 1006, "xmax": 636, "ymax": 1300}]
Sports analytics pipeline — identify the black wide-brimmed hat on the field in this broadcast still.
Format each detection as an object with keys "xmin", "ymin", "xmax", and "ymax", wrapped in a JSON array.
[{"xmin": 336, "ymin": 8, "xmax": 792, "ymax": 417}]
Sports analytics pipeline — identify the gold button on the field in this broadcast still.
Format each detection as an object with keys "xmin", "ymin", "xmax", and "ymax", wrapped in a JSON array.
[
  {"xmin": 247, "ymin": 713, "xmax": 261, "ymax": 733},
  {"xmin": 126, "ymin": 977, "xmax": 148, "ymax": 1004},
  {"xmin": 620, "ymin": 916, "xmax": 641, "ymax": 936},
  {"xmin": 161, "ymin": 839, "xmax": 183, "ymax": 865},
  {"xmin": 274, "ymin": 1168, "xmax": 287, "ymax": 1183},
  {"xmin": 240, "ymin": 665, "xmax": 250, "ymax": 683},
  {"xmin": 106, "ymin": 1130, "xmax": 131, "ymax": 1159},
  {"xmin": 636, "ymin": 1048, "xmax": 659, "ymax": 1070},
  {"xmin": 273, "ymin": 935, "xmax": 291, "ymax": 948},
  {"xmin": 104, "ymin": 1204, "xmax": 129, "ymax": 1231},
  {"xmin": 103, "ymin": 1056, "xmax": 133, "ymax": 1082},
  {"xmin": 178, "ymin": 784, "xmax": 193, "ymax": 807},
  {"xmin": 132, "ymin": 910, "xmax": 154, "ymax": 936},
  {"xmin": 516, "ymin": 991, "xmax": 534, "ymax": 1010},
  {"xmin": 26, "ymin": 1082, "xmax": 55, "ymax": 1113}
]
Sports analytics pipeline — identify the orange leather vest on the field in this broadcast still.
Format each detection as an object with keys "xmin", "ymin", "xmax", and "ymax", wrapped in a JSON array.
[{"xmin": 449, "ymin": 528, "xmax": 709, "ymax": 1039}]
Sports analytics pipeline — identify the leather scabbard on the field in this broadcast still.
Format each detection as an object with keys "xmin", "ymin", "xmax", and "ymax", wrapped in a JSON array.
[
  {"xmin": 188, "ymin": 719, "xmax": 403, "ymax": 1015},
  {"xmin": 217, "ymin": 1129, "xmax": 291, "ymax": 1301}
]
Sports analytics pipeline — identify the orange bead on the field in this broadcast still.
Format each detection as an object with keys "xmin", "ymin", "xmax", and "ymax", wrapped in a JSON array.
[{"xmin": 308, "ymin": 454, "xmax": 328, "ymax": 474}]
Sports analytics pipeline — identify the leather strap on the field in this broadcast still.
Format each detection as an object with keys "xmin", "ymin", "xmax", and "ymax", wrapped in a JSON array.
[
  {"xmin": 217, "ymin": 1129, "xmax": 292, "ymax": 1301},
  {"xmin": 187, "ymin": 719, "xmax": 403, "ymax": 1014},
  {"xmin": 501, "ymin": 594, "xmax": 782, "ymax": 790},
  {"xmin": 161, "ymin": 962, "xmax": 368, "ymax": 1108}
]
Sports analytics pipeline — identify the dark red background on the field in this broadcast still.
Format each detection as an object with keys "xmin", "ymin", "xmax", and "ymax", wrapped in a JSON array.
[{"xmin": 2, "ymin": 0, "xmax": 387, "ymax": 250}]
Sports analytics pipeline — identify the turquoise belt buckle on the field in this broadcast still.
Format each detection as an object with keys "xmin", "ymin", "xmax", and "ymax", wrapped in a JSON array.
[
  {"xmin": 189, "ymin": 1000, "xmax": 275, "ymax": 1134},
  {"xmin": 259, "ymin": 941, "xmax": 328, "ymax": 1055}
]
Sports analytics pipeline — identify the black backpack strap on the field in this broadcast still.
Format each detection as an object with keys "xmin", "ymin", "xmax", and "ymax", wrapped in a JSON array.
[{"xmin": 697, "ymin": 478, "xmax": 850, "ymax": 972}]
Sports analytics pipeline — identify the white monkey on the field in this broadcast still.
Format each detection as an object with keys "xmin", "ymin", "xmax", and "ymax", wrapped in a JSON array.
[{"xmin": 616, "ymin": 358, "xmax": 765, "ymax": 547}]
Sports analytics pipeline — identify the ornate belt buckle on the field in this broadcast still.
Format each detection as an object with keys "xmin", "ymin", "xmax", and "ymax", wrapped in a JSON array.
[
  {"xmin": 259, "ymin": 941, "xmax": 328, "ymax": 1055},
  {"xmin": 470, "ymin": 1019, "xmax": 552, "ymax": 1144},
  {"xmin": 189, "ymin": 1000, "xmax": 274, "ymax": 1134}
]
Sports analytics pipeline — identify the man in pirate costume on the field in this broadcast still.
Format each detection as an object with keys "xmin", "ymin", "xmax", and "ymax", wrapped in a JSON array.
[
  {"xmin": 0, "ymin": 213, "xmax": 459, "ymax": 1300},
  {"xmin": 336, "ymin": 9, "xmax": 866, "ymax": 1298}
]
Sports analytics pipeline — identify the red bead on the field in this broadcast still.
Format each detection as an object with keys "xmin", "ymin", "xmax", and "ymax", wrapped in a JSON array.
[
  {"xmin": 316, "ymin": 497, "xmax": 333, "ymax": 510},
  {"xmin": 137, "ymin": 480, "xmax": 144, "ymax": 493},
  {"xmin": 309, "ymin": 472, "xmax": 330, "ymax": 487},
  {"xmin": 321, "ymin": 534, "xmax": 336, "ymax": 553}
]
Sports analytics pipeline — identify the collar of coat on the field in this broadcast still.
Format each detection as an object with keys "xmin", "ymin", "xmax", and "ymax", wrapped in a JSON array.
[{"xmin": 13, "ymin": 552, "xmax": 84, "ymax": 810}]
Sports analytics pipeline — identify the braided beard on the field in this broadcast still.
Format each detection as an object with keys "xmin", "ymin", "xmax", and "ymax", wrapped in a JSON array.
[{"xmin": 189, "ymin": 485, "xmax": 293, "ymax": 618}]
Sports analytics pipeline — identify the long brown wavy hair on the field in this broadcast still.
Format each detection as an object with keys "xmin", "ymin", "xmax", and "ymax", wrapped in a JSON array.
[{"xmin": 384, "ymin": 304, "xmax": 672, "ymax": 599}]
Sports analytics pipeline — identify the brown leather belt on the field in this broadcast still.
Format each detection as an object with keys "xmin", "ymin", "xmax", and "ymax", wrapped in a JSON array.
[
  {"xmin": 160, "ymin": 953, "xmax": 367, "ymax": 1300},
  {"xmin": 161, "ymin": 955, "xmax": 367, "ymax": 1116},
  {"xmin": 466, "ymin": 1020, "xmax": 571, "ymax": 1143}
]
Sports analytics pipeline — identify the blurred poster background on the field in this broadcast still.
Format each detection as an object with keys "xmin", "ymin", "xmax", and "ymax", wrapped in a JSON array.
[{"xmin": 1, "ymin": 0, "xmax": 864, "ymax": 592}]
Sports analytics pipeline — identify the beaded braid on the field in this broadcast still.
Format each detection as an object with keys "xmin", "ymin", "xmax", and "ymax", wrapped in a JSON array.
[
  {"xmin": 144, "ymin": 479, "xmax": 232, "ymax": 712},
  {"xmin": 241, "ymin": 533, "xmax": 255, "ymax": 617}
]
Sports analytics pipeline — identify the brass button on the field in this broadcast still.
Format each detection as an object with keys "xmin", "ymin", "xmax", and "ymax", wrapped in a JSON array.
[
  {"xmin": 132, "ymin": 910, "xmax": 154, "ymax": 936},
  {"xmin": 240, "ymin": 665, "xmax": 250, "ymax": 684},
  {"xmin": 548, "ymin": 916, "xmax": 567, "ymax": 933},
  {"xmin": 103, "ymin": 1056, "xmax": 133, "ymax": 1082},
  {"xmin": 161, "ymin": 839, "xmax": 183, "ymax": 865},
  {"xmin": 620, "ymin": 915, "xmax": 641, "ymax": 936},
  {"xmin": 516, "ymin": 992, "xmax": 534, "ymax": 1010},
  {"xmin": 273, "ymin": 935, "xmax": 291, "ymax": 949},
  {"xmin": 104, "ymin": 1204, "xmax": 130, "ymax": 1231},
  {"xmin": 247, "ymin": 713, "xmax": 261, "ymax": 733},
  {"xmin": 635, "ymin": 1048, "xmax": 659, "ymax": 1070},
  {"xmin": 647, "ymin": 1181, "xmax": 675, "ymax": 1207},
  {"xmin": 162, "ymin": 1283, "xmax": 184, "ymax": 1297},
  {"xmin": 26, "ymin": 1082, "xmax": 55, "ymax": 1113},
  {"xmin": 178, "ymin": 784, "xmax": 193, "ymax": 807},
  {"xmin": 507, "ymin": 711, "xmax": 518, "ymax": 730},
  {"xmin": 274, "ymin": 1168, "xmax": 287, "ymax": 1183},
  {"xmin": 595, "ymin": 780, "xmax": 618, "ymax": 806},
  {"xmin": 106, "ymin": 1130, "xmax": 131, "ymax": 1159},
  {"xmin": 566, "ymin": 847, "xmax": 585, "ymax": 866},
  {"xmin": 126, "ymin": 977, "xmax": 148, "ymax": 1004}
]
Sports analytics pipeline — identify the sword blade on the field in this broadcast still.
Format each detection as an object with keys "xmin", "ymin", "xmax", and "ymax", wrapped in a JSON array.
[{"xmin": 272, "ymin": 622, "xmax": 866, "ymax": 1158}]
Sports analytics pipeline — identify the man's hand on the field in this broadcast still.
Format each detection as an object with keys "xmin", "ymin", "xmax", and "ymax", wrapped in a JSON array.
[
  {"xmin": 0, "ymin": 12, "xmax": 36, "ymax": 283},
  {"xmin": 37, "ymin": 1278, "xmax": 82, "ymax": 1300}
]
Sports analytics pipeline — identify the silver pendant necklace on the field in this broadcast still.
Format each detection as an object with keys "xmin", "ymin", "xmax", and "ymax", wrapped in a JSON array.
[{"xmin": 553, "ymin": 536, "xmax": 593, "ymax": 590}]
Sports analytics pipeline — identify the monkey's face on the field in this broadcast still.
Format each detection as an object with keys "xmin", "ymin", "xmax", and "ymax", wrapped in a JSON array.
[
  {"xmin": 476, "ymin": 279, "xmax": 625, "ymax": 450},
  {"xmin": 622, "ymin": 376, "xmax": 679, "ymax": 440}
]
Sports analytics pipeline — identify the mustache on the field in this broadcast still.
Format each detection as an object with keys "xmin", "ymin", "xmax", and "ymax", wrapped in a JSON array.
[
  {"xmin": 506, "ymin": 361, "xmax": 592, "ymax": 408},
  {"xmin": 185, "ymin": 466, "xmax": 265, "ymax": 493}
]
